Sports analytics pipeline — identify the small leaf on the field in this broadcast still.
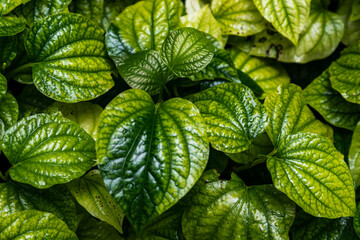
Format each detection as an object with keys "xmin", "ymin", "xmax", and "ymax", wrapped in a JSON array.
[
  {"xmin": 0, "ymin": 0, "xmax": 31, "ymax": 15},
  {"xmin": 230, "ymin": 48, "xmax": 290, "ymax": 95},
  {"xmin": 25, "ymin": 13, "xmax": 114, "ymax": 103},
  {"xmin": 0, "ymin": 182, "xmax": 77, "ymax": 231},
  {"xmin": 267, "ymin": 132, "xmax": 356, "ymax": 218},
  {"xmin": 190, "ymin": 83, "xmax": 268, "ymax": 153},
  {"xmin": 0, "ymin": 210, "xmax": 78, "ymax": 240},
  {"xmin": 253, "ymin": 0, "xmax": 311, "ymax": 44},
  {"xmin": 211, "ymin": 0, "xmax": 266, "ymax": 36},
  {"xmin": 97, "ymin": 89, "xmax": 209, "ymax": 233},
  {"xmin": 68, "ymin": 170, "xmax": 124, "ymax": 233},
  {"xmin": 2, "ymin": 113, "xmax": 95, "ymax": 188},
  {"xmin": 0, "ymin": 92, "xmax": 18, "ymax": 130},
  {"xmin": 350, "ymin": 0, "xmax": 360, "ymax": 21},
  {"xmin": 161, "ymin": 27, "xmax": 215, "ymax": 77},
  {"xmin": 182, "ymin": 170, "xmax": 295, "ymax": 240},
  {"xmin": 265, "ymin": 83, "xmax": 333, "ymax": 146},
  {"xmin": 329, "ymin": 39, "xmax": 360, "ymax": 104},
  {"xmin": 304, "ymin": 70, "xmax": 360, "ymax": 130},
  {"xmin": 118, "ymin": 50, "xmax": 171, "ymax": 95},
  {"xmin": 349, "ymin": 121, "xmax": 360, "ymax": 188},
  {"xmin": 0, "ymin": 36, "xmax": 17, "ymax": 71},
  {"xmin": 0, "ymin": 73, "xmax": 7, "ymax": 100},
  {"xmin": 0, "ymin": 15, "xmax": 26, "ymax": 37},
  {"xmin": 71, "ymin": 0, "xmax": 104, "ymax": 25}
]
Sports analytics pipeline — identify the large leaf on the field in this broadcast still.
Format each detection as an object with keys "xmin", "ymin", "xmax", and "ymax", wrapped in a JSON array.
[
  {"xmin": 267, "ymin": 132, "xmax": 356, "ymax": 218},
  {"xmin": 253, "ymin": 0, "xmax": 311, "ymax": 44},
  {"xmin": 190, "ymin": 83, "xmax": 268, "ymax": 153},
  {"xmin": 0, "ymin": 92, "xmax": 18, "ymax": 130},
  {"xmin": 0, "ymin": 182, "xmax": 77, "ymax": 230},
  {"xmin": 161, "ymin": 27, "xmax": 215, "ymax": 77},
  {"xmin": 264, "ymin": 83, "xmax": 333, "ymax": 146},
  {"xmin": 211, "ymin": 0, "xmax": 266, "ymax": 36},
  {"xmin": 71, "ymin": 0, "xmax": 104, "ymax": 25},
  {"xmin": 25, "ymin": 13, "xmax": 114, "ymax": 103},
  {"xmin": 0, "ymin": 210, "xmax": 78, "ymax": 240},
  {"xmin": 182, "ymin": 170, "xmax": 295, "ymax": 240},
  {"xmin": 96, "ymin": 89, "xmax": 209, "ymax": 233},
  {"xmin": 304, "ymin": 70, "xmax": 360, "ymax": 130},
  {"xmin": 105, "ymin": 0, "xmax": 183, "ymax": 65},
  {"xmin": 0, "ymin": 36, "xmax": 16, "ymax": 71},
  {"xmin": 230, "ymin": 48, "xmax": 290, "ymax": 95},
  {"xmin": 349, "ymin": 121, "xmax": 360, "ymax": 188},
  {"xmin": 68, "ymin": 170, "xmax": 124, "ymax": 233},
  {"xmin": 0, "ymin": 15, "xmax": 26, "ymax": 37},
  {"xmin": 1, "ymin": 113, "xmax": 95, "ymax": 188},
  {"xmin": 0, "ymin": 0, "xmax": 31, "ymax": 15},
  {"xmin": 329, "ymin": 39, "xmax": 360, "ymax": 104},
  {"xmin": 118, "ymin": 50, "xmax": 171, "ymax": 95},
  {"xmin": 47, "ymin": 102, "xmax": 103, "ymax": 140}
]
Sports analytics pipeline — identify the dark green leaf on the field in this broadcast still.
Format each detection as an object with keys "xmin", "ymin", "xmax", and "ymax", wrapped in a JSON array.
[
  {"xmin": 0, "ymin": 15, "xmax": 26, "ymax": 37},
  {"xmin": 0, "ymin": 92, "xmax": 18, "ymax": 130},
  {"xmin": 0, "ymin": 0, "xmax": 31, "ymax": 15},
  {"xmin": 71, "ymin": 0, "xmax": 104, "ymax": 25},
  {"xmin": 0, "ymin": 36, "xmax": 16, "ymax": 71}
]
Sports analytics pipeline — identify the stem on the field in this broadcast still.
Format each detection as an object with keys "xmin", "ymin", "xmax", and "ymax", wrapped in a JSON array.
[
  {"xmin": 0, "ymin": 171, "xmax": 7, "ymax": 181},
  {"xmin": 172, "ymin": 85, "xmax": 180, "ymax": 97},
  {"xmin": 233, "ymin": 158, "xmax": 267, "ymax": 173},
  {"xmin": 157, "ymin": 85, "xmax": 164, "ymax": 104},
  {"xmin": 6, "ymin": 62, "xmax": 35, "ymax": 79}
]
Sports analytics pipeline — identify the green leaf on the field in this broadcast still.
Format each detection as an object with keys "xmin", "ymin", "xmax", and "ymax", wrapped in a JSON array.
[
  {"xmin": 0, "ymin": 15, "xmax": 26, "ymax": 37},
  {"xmin": 161, "ymin": 27, "xmax": 215, "ymax": 77},
  {"xmin": 0, "ymin": 0, "xmax": 31, "ymax": 15},
  {"xmin": 329, "ymin": 39, "xmax": 360, "ymax": 104},
  {"xmin": 304, "ymin": 70, "xmax": 360, "ymax": 130},
  {"xmin": 0, "ymin": 36, "xmax": 16, "ymax": 71},
  {"xmin": 350, "ymin": 0, "xmax": 360, "ymax": 21},
  {"xmin": 264, "ymin": 83, "xmax": 333, "ymax": 147},
  {"xmin": 96, "ymin": 89, "xmax": 209, "ymax": 233},
  {"xmin": 68, "ymin": 170, "xmax": 124, "ymax": 233},
  {"xmin": 105, "ymin": 0, "xmax": 183, "ymax": 65},
  {"xmin": 291, "ymin": 209, "xmax": 359, "ymax": 240},
  {"xmin": 2, "ymin": 113, "xmax": 95, "ymax": 188},
  {"xmin": 0, "ymin": 73, "xmax": 7, "ymax": 100},
  {"xmin": 349, "ymin": 121, "xmax": 360, "ymax": 188},
  {"xmin": 0, "ymin": 92, "xmax": 18, "ymax": 130},
  {"xmin": 118, "ymin": 50, "xmax": 171, "ymax": 95},
  {"xmin": 355, "ymin": 204, "xmax": 360, "ymax": 238},
  {"xmin": 181, "ymin": 5, "xmax": 224, "ymax": 47},
  {"xmin": 0, "ymin": 182, "xmax": 77, "ymax": 231},
  {"xmin": 101, "ymin": 0, "xmax": 131, "ymax": 30},
  {"xmin": 0, "ymin": 210, "xmax": 78, "ymax": 240},
  {"xmin": 230, "ymin": 48, "xmax": 290, "ymax": 95},
  {"xmin": 71, "ymin": 0, "xmax": 104, "ymax": 25},
  {"xmin": 190, "ymin": 83, "xmax": 268, "ymax": 153},
  {"xmin": 253, "ymin": 0, "xmax": 311, "ymax": 44},
  {"xmin": 267, "ymin": 132, "xmax": 356, "ymax": 218},
  {"xmin": 337, "ymin": 0, "xmax": 360, "ymax": 46},
  {"xmin": 25, "ymin": 13, "xmax": 114, "ymax": 103},
  {"xmin": 185, "ymin": 0, "xmax": 209, "ymax": 14},
  {"xmin": 211, "ymin": 0, "xmax": 266, "ymax": 36},
  {"xmin": 47, "ymin": 102, "xmax": 103, "ymax": 140},
  {"xmin": 182, "ymin": 170, "xmax": 295, "ymax": 240},
  {"xmin": 76, "ymin": 214, "xmax": 125, "ymax": 240}
]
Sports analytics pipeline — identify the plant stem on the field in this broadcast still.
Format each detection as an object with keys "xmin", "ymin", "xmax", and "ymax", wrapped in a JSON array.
[
  {"xmin": 6, "ymin": 62, "xmax": 35, "ymax": 79},
  {"xmin": 0, "ymin": 171, "xmax": 7, "ymax": 181}
]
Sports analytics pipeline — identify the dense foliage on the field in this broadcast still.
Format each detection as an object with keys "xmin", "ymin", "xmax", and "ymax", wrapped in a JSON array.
[{"xmin": 0, "ymin": 0, "xmax": 360, "ymax": 239}]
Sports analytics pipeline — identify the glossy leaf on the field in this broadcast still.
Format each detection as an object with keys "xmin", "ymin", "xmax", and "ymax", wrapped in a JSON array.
[
  {"xmin": 97, "ymin": 89, "xmax": 209, "ymax": 233},
  {"xmin": 0, "ymin": 182, "xmax": 77, "ymax": 231},
  {"xmin": 76, "ymin": 214, "xmax": 125, "ymax": 240},
  {"xmin": 0, "ymin": 15, "xmax": 26, "ymax": 37},
  {"xmin": 0, "ymin": 74, "xmax": 6, "ymax": 100},
  {"xmin": 349, "ymin": 121, "xmax": 360, "ymax": 188},
  {"xmin": 190, "ymin": 83, "xmax": 268, "ymax": 153},
  {"xmin": 118, "ymin": 50, "xmax": 171, "ymax": 95},
  {"xmin": 101, "ymin": 0, "xmax": 131, "ymax": 30},
  {"xmin": 47, "ymin": 102, "xmax": 103, "ymax": 140},
  {"xmin": 0, "ymin": 0, "xmax": 31, "ymax": 15},
  {"xmin": 338, "ymin": 0, "xmax": 360, "ymax": 46},
  {"xmin": 230, "ymin": 48, "xmax": 290, "ymax": 95},
  {"xmin": 25, "ymin": 13, "xmax": 114, "ymax": 103},
  {"xmin": 267, "ymin": 132, "xmax": 356, "ymax": 218},
  {"xmin": 211, "ymin": 0, "xmax": 266, "ymax": 36},
  {"xmin": 105, "ymin": 0, "xmax": 183, "ymax": 65},
  {"xmin": 265, "ymin": 84, "xmax": 333, "ymax": 146},
  {"xmin": 253, "ymin": 0, "xmax": 311, "ymax": 44},
  {"xmin": 71, "ymin": 0, "xmax": 104, "ymax": 25},
  {"xmin": 161, "ymin": 27, "xmax": 215, "ymax": 77},
  {"xmin": 0, "ymin": 36, "xmax": 16, "ymax": 71},
  {"xmin": 182, "ymin": 170, "xmax": 295, "ymax": 240},
  {"xmin": 0, "ymin": 210, "xmax": 78, "ymax": 240},
  {"xmin": 185, "ymin": 0, "xmax": 209, "ymax": 14},
  {"xmin": 0, "ymin": 92, "xmax": 18, "ymax": 130},
  {"xmin": 304, "ymin": 70, "xmax": 360, "ymax": 130},
  {"xmin": 68, "ymin": 170, "xmax": 124, "ymax": 233},
  {"xmin": 330, "ymin": 39, "xmax": 360, "ymax": 104},
  {"xmin": 2, "ymin": 113, "xmax": 95, "ymax": 188}
]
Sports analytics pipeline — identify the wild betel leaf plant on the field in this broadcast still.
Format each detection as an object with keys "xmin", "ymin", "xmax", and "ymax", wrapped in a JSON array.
[{"xmin": 1, "ymin": 0, "xmax": 360, "ymax": 239}]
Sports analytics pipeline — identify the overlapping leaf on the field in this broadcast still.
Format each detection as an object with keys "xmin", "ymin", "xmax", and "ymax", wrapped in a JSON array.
[
  {"xmin": 71, "ymin": 0, "xmax": 104, "ymax": 25},
  {"xmin": 1, "ymin": 113, "xmax": 95, "ymax": 188},
  {"xmin": 0, "ymin": 15, "xmax": 26, "ymax": 37},
  {"xmin": 0, "ymin": 36, "xmax": 16, "ymax": 71},
  {"xmin": 97, "ymin": 89, "xmax": 209, "ymax": 233},
  {"xmin": 349, "ymin": 121, "xmax": 360, "ymax": 188},
  {"xmin": 337, "ymin": 0, "xmax": 360, "ymax": 46},
  {"xmin": 0, "ymin": 0, "xmax": 31, "ymax": 15},
  {"xmin": 0, "ymin": 74, "xmax": 6, "ymax": 100},
  {"xmin": 0, "ymin": 92, "xmax": 18, "ymax": 130},
  {"xmin": 190, "ymin": 83, "xmax": 268, "ymax": 153},
  {"xmin": 182, "ymin": 170, "xmax": 295, "ymax": 240},
  {"xmin": 25, "ymin": 13, "xmax": 114, "ymax": 103}
]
